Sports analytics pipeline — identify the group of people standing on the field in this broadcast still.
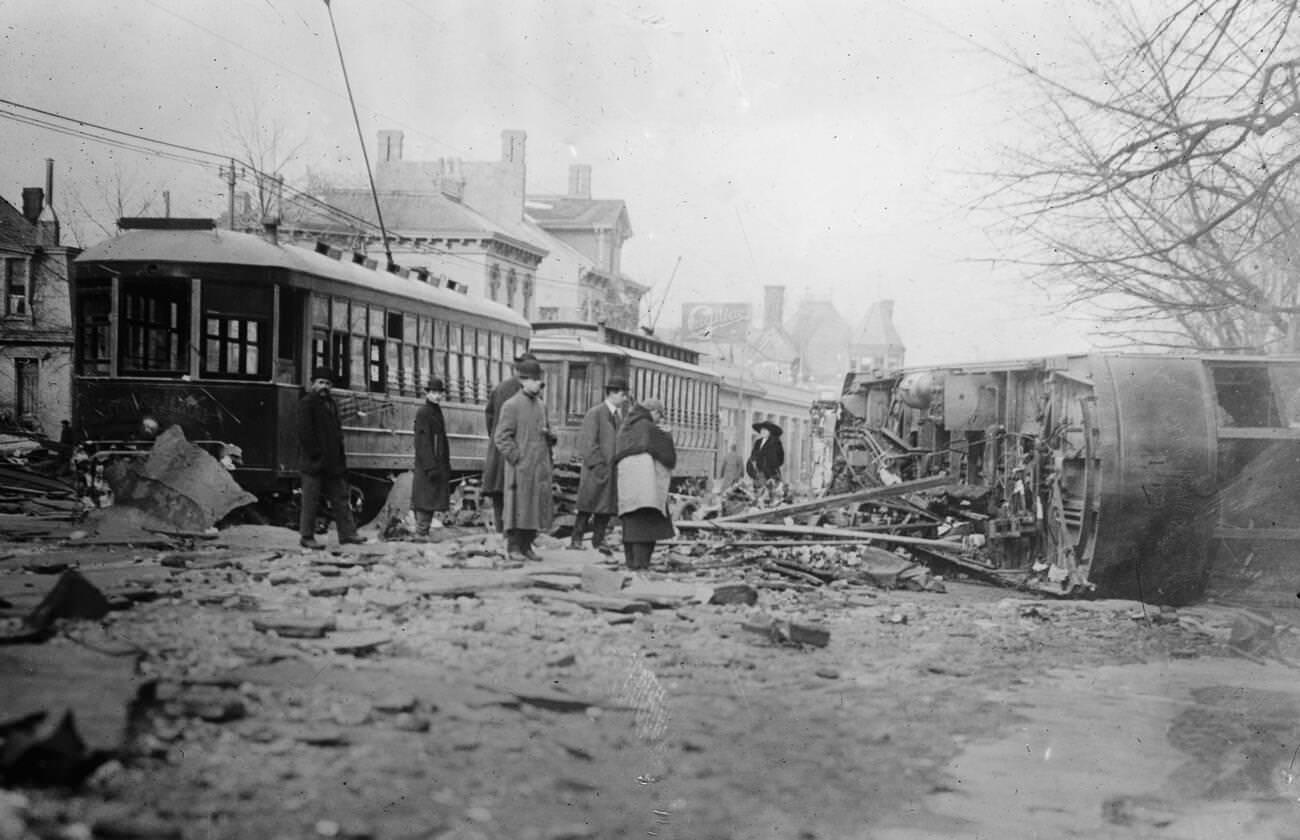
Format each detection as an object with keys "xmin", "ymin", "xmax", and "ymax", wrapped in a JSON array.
[{"xmin": 480, "ymin": 356, "xmax": 677, "ymax": 569}]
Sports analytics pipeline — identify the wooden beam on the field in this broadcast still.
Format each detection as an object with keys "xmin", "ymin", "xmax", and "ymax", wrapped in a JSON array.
[{"xmin": 713, "ymin": 474, "xmax": 951, "ymax": 523}]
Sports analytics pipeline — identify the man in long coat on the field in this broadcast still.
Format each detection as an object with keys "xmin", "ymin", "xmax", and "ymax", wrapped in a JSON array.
[
  {"xmin": 568, "ymin": 376, "xmax": 629, "ymax": 552},
  {"xmin": 482, "ymin": 353, "xmax": 538, "ymax": 532},
  {"xmin": 411, "ymin": 378, "xmax": 451, "ymax": 539},
  {"xmin": 492, "ymin": 360, "xmax": 554, "ymax": 561},
  {"xmin": 298, "ymin": 366, "xmax": 363, "ymax": 549}
]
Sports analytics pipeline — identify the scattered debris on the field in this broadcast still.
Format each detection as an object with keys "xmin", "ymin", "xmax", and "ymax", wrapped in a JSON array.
[{"xmin": 741, "ymin": 613, "xmax": 831, "ymax": 648}]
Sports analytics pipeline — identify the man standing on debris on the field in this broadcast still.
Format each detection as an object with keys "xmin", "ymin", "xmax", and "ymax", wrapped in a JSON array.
[
  {"xmin": 614, "ymin": 397, "xmax": 676, "ymax": 570},
  {"xmin": 298, "ymin": 367, "xmax": 364, "ymax": 549},
  {"xmin": 412, "ymin": 378, "xmax": 451, "ymax": 539},
  {"xmin": 483, "ymin": 352, "xmax": 540, "ymax": 532},
  {"xmin": 493, "ymin": 359, "xmax": 554, "ymax": 562},
  {"xmin": 719, "ymin": 442, "xmax": 744, "ymax": 493},
  {"xmin": 568, "ymin": 375, "xmax": 629, "ymax": 553},
  {"xmin": 747, "ymin": 420, "xmax": 785, "ymax": 483}
]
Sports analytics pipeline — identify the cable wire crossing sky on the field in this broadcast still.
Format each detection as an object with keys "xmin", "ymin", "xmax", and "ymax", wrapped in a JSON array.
[{"xmin": 1, "ymin": 0, "xmax": 1100, "ymax": 366}]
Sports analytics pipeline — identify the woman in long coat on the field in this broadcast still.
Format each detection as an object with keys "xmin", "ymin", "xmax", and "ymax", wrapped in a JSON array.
[
  {"xmin": 411, "ymin": 378, "xmax": 450, "ymax": 538},
  {"xmin": 613, "ymin": 398, "xmax": 676, "ymax": 570},
  {"xmin": 492, "ymin": 361, "xmax": 554, "ymax": 560},
  {"xmin": 746, "ymin": 420, "xmax": 785, "ymax": 483}
]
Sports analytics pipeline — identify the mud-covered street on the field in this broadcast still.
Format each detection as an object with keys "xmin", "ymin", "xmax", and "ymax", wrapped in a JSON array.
[{"xmin": 5, "ymin": 522, "xmax": 1297, "ymax": 840}]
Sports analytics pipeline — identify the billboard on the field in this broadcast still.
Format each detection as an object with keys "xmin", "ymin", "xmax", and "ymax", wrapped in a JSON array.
[{"xmin": 681, "ymin": 302, "xmax": 752, "ymax": 342}]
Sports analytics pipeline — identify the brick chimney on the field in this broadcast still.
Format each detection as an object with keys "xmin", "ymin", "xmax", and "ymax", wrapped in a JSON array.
[
  {"xmin": 568, "ymin": 164, "xmax": 592, "ymax": 199},
  {"xmin": 21, "ymin": 188, "xmax": 43, "ymax": 224},
  {"xmin": 378, "ymin": 130, "xmax": 404, "ymax": 162},
  {"xmin": 763, "ymin": 285, "xmax": 786, "ymax": 331}
]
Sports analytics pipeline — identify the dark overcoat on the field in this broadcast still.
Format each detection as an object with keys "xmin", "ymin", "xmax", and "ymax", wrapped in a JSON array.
[
  {"xmin": 575, "ymin": 402, "xmax": 621, "ymax": 514},
  {"xmin": 493, "ymin": 389, "xmax": 554, "ymax": 531},
  {"xmin": 481, "ymin": 377, "xmax": 523, "ymax": 497},
  {"xmin": 298, "ymin": 391, "xmax": 347, "ymax": 477},
  {"xmin": 747, "ymin": 435, "xmax": 785, "ymax": 481},
  {"xmin": 412, "ymin": 401, "xmax": 450, "ymax": 512}
]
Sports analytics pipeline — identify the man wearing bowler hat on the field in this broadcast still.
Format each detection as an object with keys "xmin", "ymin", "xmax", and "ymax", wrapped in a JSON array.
[
  {"xmin": 568, "ymin": 375, "xmax": 629, "ymax": 553},
  {"xmin": 492, "ymin": 359, "xmax": 554, "ymax": 561},
  {"xmin": 482, "ymin": 352, "xmax": 540, "ymax": 532},
  {"xmin": 747, "ymin": 419, "xmax": 785, "ymax": 483},
  {"xmin": 411, "ymin": 378, "xmax": 451, "ymax": 539},
  {"xmin": 298, "ymin": 367, "xmax": 364, "ymax": 549}
]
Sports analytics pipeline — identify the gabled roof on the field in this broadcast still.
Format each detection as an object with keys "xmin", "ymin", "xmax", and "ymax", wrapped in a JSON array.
[
  {"xmin": 525, "ymin": 195, "xmax": 631, "ymax": 234},
  {"xmin": 295, "ymin": 189, "xmax": 548, "ymax": 259},
  {"xmin": 858, "ymin": 300, "xmax": 904, "ymax": 348},
  {"xmin": 0, "ymin": 196, "xmax": 36, "ymax": 248}
]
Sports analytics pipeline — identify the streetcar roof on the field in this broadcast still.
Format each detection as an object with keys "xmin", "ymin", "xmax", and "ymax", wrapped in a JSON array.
[
  {"xmin": 529, "ymin": 333, "xmax": 719, "ymax": 378},
  {"xmin": 76, "ymin": 227, "xmax": 530, "ymax": 329}
]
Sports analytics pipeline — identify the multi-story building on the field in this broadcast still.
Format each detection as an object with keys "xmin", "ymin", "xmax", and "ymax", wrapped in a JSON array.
[
  {"xmin": 274, "ymin": 130, "xmax": 645, "ymax": 330},
  {"xmin": 0, "ymin": 161, "xmax": 78, "ymax": 437}
]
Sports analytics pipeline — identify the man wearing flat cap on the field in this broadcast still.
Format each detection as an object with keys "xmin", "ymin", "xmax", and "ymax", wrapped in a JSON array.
[
  {"xmin": 411, "ymin": 378, "xmax": 451, "ymax": 539},
  {"xmin": 568, "ymin": 375, "xmax": 630, "ymax": 553},
  {"xmin": 492, "ymin": 359, "xmax": 554, "ymax": 561},
  {"xmin": 297, "ymin": 366, "xmax": 364, "ymax": 549},
  {"xmin": 482, "ymin": 352, "xmax": 539, "ymax": 532}
]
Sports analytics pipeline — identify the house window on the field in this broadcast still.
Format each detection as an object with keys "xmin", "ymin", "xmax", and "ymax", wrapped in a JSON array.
[
  {"xmin": 538, "ymin": 307, "xmax": 559, "ymax": 321},
  {"xmin": 4, "ymin": 258, "xmax": 29, "ymax": 317},
  {"xmin": 14, "ymin": 358, "xmax": 38, "ymax": 421},
  {"xmin": 488, "ymin": 265, "xmax": 501, "ymax": 302},
  {"xmin": 522, "ymin": 276, "xmax": 534, "ymax": 318}
]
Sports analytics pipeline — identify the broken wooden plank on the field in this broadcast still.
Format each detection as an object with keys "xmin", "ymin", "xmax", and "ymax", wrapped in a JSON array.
[
  {"xmin": 534, "ymin": 590, "xmax": 652, "ymax": 614},
  {"xmin": 677, "ymin": 519, "xmax": 967, "ymax": 550},
  {"xmin": 741, "ymin": 613, "xmax": 831, "ymax": 647},
  {"xmin": 713, "ymin": 474, "xmax": 951, "ymax": 523}
]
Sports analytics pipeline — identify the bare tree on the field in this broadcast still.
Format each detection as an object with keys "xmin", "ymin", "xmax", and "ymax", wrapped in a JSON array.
[
  {"xmin": 59, "ymin": 161, "xmax": 166, "ymax": 246},
  {"xmin": 990, "ymin": 0, "xmax": 1300, "ymax": 352},
  {"xmin": 223, "ymin": 97, "xmax": 308, "ymax": 223}
]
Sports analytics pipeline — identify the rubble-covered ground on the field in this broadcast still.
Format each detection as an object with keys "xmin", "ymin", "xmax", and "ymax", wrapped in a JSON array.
[{"xmin": 3, "ymin": 520, "xmax": 1300, "ymax": 840}]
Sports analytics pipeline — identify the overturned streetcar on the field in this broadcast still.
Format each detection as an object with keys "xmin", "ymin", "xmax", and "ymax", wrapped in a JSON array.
[
  {"xmin": 832, "ymin": 353, "xmax": 1300, "ymax": 604},
  {"xmin": 71, "ymin": 218, "xmax": 531, "ymax": 518}
]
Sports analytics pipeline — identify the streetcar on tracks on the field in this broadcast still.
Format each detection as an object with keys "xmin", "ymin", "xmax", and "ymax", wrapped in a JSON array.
[
  {"xmin": 528, "ymin": 321, "xmax": 721, "ymax": 491},
  {"xmin": 71, "ymin": 218, "xmax": 530, "ymax": 518}
]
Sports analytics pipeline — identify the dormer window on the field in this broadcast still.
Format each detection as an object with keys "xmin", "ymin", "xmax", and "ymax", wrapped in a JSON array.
[{"xmin": 4, "ymin": 257, "xmax": 28, "ymax": 318}]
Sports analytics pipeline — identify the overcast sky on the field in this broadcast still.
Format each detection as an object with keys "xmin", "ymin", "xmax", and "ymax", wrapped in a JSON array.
[{"xmin": 2, "ymin": 0, "xmax": 1108, "ymax": 366}]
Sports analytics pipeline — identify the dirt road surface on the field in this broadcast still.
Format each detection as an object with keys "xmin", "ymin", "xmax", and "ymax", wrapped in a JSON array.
[{"xmin": 2, "ymin": 524, "xmax": 1298, "ymax": 840}]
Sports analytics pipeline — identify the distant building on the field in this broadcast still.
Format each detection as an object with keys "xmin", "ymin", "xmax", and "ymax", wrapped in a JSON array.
[
  {"xmin": 0, "ymin": 160, "xmax": 78, "ymax": 437},
  {"xmin": 271, "ymin": 131, "xmax": 646, "ymax": 330},
  {"xmin": 851, "ymin": 299, "xmax": 906, "ymax": 375},
  {"xmin": 786, "ymin": 292, "xmax": 854, "ymax": 386},
  {"xmin": 526, "ymin": 164, "xmax": 646, "ymax": 328}
]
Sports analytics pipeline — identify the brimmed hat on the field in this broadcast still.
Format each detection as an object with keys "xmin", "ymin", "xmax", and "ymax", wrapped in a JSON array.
[
  {"xmin": 513, "ymin": 352, "xmax": 539, "ymax": 367},
  {"xmin": 752, "ymin": 420, "xmax": 783, "ymax": 436},
  {"xmin": 606, "ymin": 376, "xmax": 630, "ymax": 393},
  {"xmin": 310, "ymin": 366, "xmax": 334, "ymax": 382},
  {"xmin": 640, "ymin": 397, "xmax": 665, "ymax": 414},
  {"xmin": 515, "ymin": 360, "xmax": 543, "ymax": 379},
  {"xmin": 426, "ymin": 378, "xmax": 446, "ymax": 393}
]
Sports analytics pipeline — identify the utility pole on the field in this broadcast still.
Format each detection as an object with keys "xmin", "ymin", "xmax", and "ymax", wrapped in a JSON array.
[{"xmin": 220, "ymin": 159, "xmax": 237, "ymax": 230}]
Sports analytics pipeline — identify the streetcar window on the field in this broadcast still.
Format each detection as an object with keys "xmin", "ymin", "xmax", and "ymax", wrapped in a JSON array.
[
  {"xmin": 567, "ymin": 363, "xmax": 589, "ymax": 422},
  {"xmin": 448, "ymin": 325, "xmax": 464, "ymax": 401},
  {"xmin": 332, "ymin": 297, "xmax": 350, "ymax": 332},
  {"xmin": 514, "ymin": 337, "xmax": 527, "ymax": 362},
  {"xmin": 312, "ymin": 295, "xmax": 329, "ymax": 328},
  {"xmin": 76, "ymin": 284, "xmax": 111, "ymax": 375},
  {"xmin": 368, "ymin": 338, "xmax": 386, "ymax": 394},
  {"xmin": 202, "ymin": 282, "xmax": 271, "ymax": 380},
  {"xmin": 119, "ymin": 279, "xmax": 189, "ymax": 376}
]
